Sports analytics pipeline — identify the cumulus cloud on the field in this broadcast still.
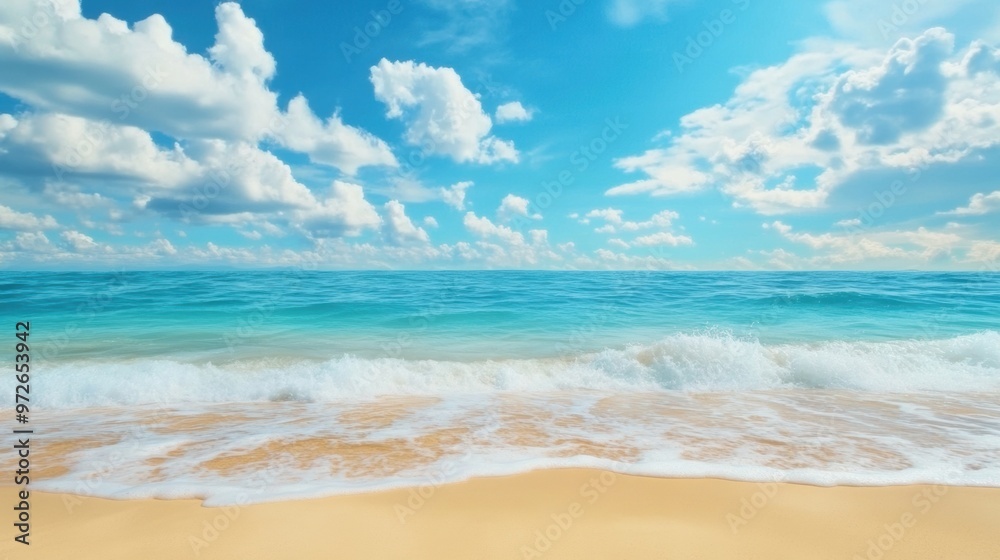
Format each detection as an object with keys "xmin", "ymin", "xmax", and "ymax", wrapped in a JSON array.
[
  {"xmin": 494, "ymin": 101, "xmax": 533, "ymax": 123},
  {"xmin": 440, "ymin": 181, "xmax": 473, "ymax": 210},
  {"xmin": 968, "ymin": 240, "xmax": 1000, "ymax": 262},
  {"xmin": 60, "ymin": 230, "xmax": 98, "ymax": 251},
  {"xmin": 0, "ymin": 112, "xmax": 197, "ymax": 188},
  {"xmin": 370, "ymin": 59, "xmax": 518, "ymax": 164},
  {"xmin": 582, "ymin": 208, "xmax": 680, "ymax": 234},
  {"xmin": 763, "ymin": 220, "xmax": 968, "ymax": 263},
  {"xmin": 463, "ymin": 212, "xmax": 524, "ymax": 245},
  {"xmin": 0, "ymin": 1, "xmax": 393, "ymax": 173},
  {"xmin": 827, "ymin": 28, "xmax": 953, "ymax": 145},
  {"xmin": 606, "ymin": 28, "xmax": 1000, "ymax": 215},
  {"xmin": 0, "ymin": 111, "xmax": 388, "ymax": 239},
  {"xmin": 4, "ymin": 232, "xmax": 54, "ymax": 253},
  {"xmin": 632, "ymin": 231, "xmax": 693, "ymax": 247},
  {"xmin": 294, "ymin": 181, "xmax": 382, "ymax": 238},
  {"xmin": 459, "ymin": 211, "xmax": 563, "ymax": 267},
  {"xmin": 383, "ymin": 200, "xmax": 430, "ymax": 244},
  {"xmin": 0, "ymin": 0, "xmax": 407, "ymax": 251},
  {"xmin": 498, "ymin": 194, "xmax": 541, "ymax": 220},
  {"xmin": 0, "ymin": 204, "xmax": 58, "ymax": 230},
  {"xmin": 583, "ymin": 208, "xmax": 624, "ymax": 225},
  {"xmin": 275, "ymin": 95, "xmax": 397, "ymax": 175},
  {"xmin": 939, "ymin": 190, "xmax": 1000, "ymax": 215}
]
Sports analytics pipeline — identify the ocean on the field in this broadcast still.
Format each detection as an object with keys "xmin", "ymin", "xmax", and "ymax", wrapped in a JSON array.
[{"xmin": 4, "ymin": 271, "xmax": 1000, "ymax": 504}]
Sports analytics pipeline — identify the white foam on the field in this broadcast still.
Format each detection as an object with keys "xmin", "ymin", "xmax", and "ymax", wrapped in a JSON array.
[
  {"xmin": 21, "ymin": 388, "xmax": 1000, "ymax": 504},
  {"xmin": 19, "ymin": 332, "xmax": 1000, "ymax": 502},
  {"xmin": 31, "ymin": 331, "xmax": 1000, "ymax": 408}
]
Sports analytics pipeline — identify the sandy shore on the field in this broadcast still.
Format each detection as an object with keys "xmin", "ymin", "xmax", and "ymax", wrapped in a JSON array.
[{"xmin": 3, "ymin": 469, "xmax": 999, "ymax": 559}]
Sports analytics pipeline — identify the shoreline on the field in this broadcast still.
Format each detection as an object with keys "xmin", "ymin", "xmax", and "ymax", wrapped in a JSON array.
[{"xmin": 3, "ymin": 469, "xmax": 1000, "ymax": 559}]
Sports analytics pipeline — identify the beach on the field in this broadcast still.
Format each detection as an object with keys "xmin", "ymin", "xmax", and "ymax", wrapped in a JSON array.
[
  {"xmin": 3, "ymin": 0, "xmax": 1000, "ymax": 551},
  {"xmin": 4, "ymin": 271, "xmax": 1000, "ymax": 558},
  {"xmin": 4, "ymin": 470, "xmax": 1000, "ymax": 559}
]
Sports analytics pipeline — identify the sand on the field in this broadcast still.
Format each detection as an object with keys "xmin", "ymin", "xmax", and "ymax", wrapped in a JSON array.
[{"xmin": 3, "ymin": 469, "xmax": 999, "ymax": 559}]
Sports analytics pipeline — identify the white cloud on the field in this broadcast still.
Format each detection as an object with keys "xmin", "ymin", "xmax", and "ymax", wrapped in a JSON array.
[
  {"xmin": 370, "ymin": 59, "xmax": 518, "ymax": 164},
  {"xmin": 0, "ymin": 110, "xmax": 397, "ymax": 239},
  {"xmin": 463, "ymin": 212, "xmax": 524, "ymax": 246},
  {"xmin": 968, "ymin": 240, "xmax": 1000, "ymax": 262},
  {"xmin": 939, "ymin": 190, "xmax": 1000, "ymax": 215},
  {"xmin": 827, "ymin": 28, "xmax": 954, "ymax": 146},
  {"xmin": 498, "ymin": 194, "xmax": 541, "ymax": 220},
  {"xmin": 60, "ymin": 230, "xmax": 98, "ymax": 251},
  {"xmin": 0, "ymin": 1, "xmax": 392, "ymax": 173},
  {"xmin": 294, "ymin": 181, "xmax": 382, "ymax": 238},
  {"xmin": 835, "ymin": 218, "xmax": 863, "ymax": 227},
  {"xmin": 621, "ymin": 209, "xmax": 678, "ymax": 231},
  {"xmin": 208, "ymin": 3, "xmax": 276, "ymax": 81},
  {"xmin": 606, "ymin": 28, "xmax": 1000, "ymax": 215},
  {"xmin": 383, "ymin": 200, "xmax": 430, "ymax": 244},
  {"xmin": 274, "ymin": 95, "xmax": 397, "ymax": 175},
  {"xmin": 0, "ymin": 112, "xmax": 198, "ymax": 188},
  {"xmin": 495, "ymin": 101, "xmax": 533, "ymax": 123},
  {"xmin": 440, "ymin": 181, "xmax": 473, "ymax": 210},
  {"xmin": 632, "ymin": 231, "xmax": 693, "ymax": 247},
  {"xmin": 763, "ymin": 220, "xmax": 967, "ymax": 263},
  {"xmin": 7, "ymin": 232, "xmax": 54, "ymax": 253},
  {"xmin": 584, "ymin": 208, "xmax": 624, "ymax": 225},
  {"xmin": 0, "ymin": 2, "xmax": 274, "ymax": 141},
  {"xmin": 588, "ymin": 248, "xmax": 685, "ymax": 270},
  {"xmin": 458, "ymin": 213, "xmax": 563, "ymax": 267},
  {"xmin": 583, "ymin": 207, "xmax": 680, "ymax": 234},
  {"xmin": 0, "ymin": 204, "xmax": 58, "ymax": 230},
  {"xmin": 529, "ymin": 229, "xmax": 548, "ymax": 245},
  {"xmin": 423, "ymin": 216, "xmax": 439, "ymax": 228},
  {"xmin": 147, "ymin": 140, "xmax": 318, "ymax": 217}
]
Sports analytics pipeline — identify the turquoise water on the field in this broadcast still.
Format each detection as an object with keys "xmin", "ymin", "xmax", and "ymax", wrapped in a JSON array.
[
  {"xmin": 4, "ymin": 271, "xmax": 1000, "ymax": 500},
  {"xmin": 5, "ymin": 271, "xmax": 1000, "ymax": 363}
]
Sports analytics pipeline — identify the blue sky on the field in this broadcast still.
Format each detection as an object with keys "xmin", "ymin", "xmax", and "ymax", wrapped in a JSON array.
[{"xmin": 1, "ymin": 0, "xmax": 999, "ymax": 269}]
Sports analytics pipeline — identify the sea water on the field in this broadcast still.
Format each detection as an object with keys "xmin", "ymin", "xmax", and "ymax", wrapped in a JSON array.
[{"xmin": 2, "ymin": 271, "xmax": 999, "ymax": 504}]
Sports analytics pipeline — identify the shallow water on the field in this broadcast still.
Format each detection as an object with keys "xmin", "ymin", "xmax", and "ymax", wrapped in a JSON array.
[{"xmin": 3, "ymin": 271, "xmax": 999, "ymax": 503}]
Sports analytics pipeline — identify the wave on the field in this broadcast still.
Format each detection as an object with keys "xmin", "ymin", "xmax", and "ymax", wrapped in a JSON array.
[
  {"xmin": 750, "ymin": 291, "xmax": 922, "ymax": 308},
  {"xmin": 29, "ymin": 331, "xmax": 1000, "ymax": 408}
]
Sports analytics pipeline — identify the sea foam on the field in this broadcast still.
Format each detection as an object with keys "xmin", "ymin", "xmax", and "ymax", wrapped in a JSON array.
[{"xmin": 32, "ymin": 331, "xmax": 1000, "ymax": 408}]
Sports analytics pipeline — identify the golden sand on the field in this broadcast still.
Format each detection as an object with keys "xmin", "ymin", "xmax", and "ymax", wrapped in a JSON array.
[{"xmin": 2, "ymin": 469, "xmax": 998, "ymax": 559}]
